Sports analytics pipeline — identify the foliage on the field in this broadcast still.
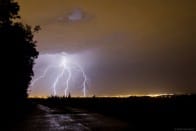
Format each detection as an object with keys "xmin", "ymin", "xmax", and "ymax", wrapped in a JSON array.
[{"xmin": 0, "ymin": 0, "xmax": 39, "ymax": 101}]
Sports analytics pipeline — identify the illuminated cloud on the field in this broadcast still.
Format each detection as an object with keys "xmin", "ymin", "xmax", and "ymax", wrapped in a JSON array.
[{"xmin": 58, "ymin": 8, "xmax": 92, "ymax": 23}]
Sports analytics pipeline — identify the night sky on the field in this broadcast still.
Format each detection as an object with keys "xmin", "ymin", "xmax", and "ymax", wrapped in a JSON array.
[{"xmin": 17, "ymin": 0, "xmax": 195, "ymax": 97}]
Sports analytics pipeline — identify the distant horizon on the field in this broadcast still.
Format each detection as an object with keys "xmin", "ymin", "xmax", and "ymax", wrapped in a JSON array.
[{"xmin": 28, "ymin": 93, "xmax": 196, "ymax": 99}]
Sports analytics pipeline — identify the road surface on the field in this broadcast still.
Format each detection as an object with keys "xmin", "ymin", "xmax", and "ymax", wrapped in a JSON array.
[{"xmin": 13, "ymin": 104, "xmax": 129, "ymax": 131}]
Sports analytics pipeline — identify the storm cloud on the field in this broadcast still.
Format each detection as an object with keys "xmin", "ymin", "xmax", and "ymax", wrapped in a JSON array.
[{"xmin": 18, "ymin": 0, "xmax": 195, "ymax": 96}]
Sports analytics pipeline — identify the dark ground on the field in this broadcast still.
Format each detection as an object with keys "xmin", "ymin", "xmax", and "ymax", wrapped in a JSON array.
[{"xmin": 3, "ymin": 95, "xmax": 196, "ymax": 131}]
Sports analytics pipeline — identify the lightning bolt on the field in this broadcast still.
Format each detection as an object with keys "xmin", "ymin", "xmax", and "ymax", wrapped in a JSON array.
[
  {"xmin": 52, "ymin": 67, "xmax": 66, "ymax": 96},
  {"xmin": 64, "ymin": 66, "xmax": 71, "ymax": 96},
  {"xmin": 73, "ymin": 64, "xmax": 88, "ymax": 97},
  {"xmin": 82, "ymin": 69, "xmax": 87, "ymax": 97},
  {"xmin": 30, "ymin": 65, "xmax": 53, "ymax": 87},
  {"xmin": 30, "ymin": 52, "xmax": 89, "ymax": 97}
]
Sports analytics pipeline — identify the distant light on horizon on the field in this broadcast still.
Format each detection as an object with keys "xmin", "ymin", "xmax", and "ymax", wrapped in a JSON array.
[{"xmin": 28, "ymin": 93, "xmax": 175, "ymax": 98}]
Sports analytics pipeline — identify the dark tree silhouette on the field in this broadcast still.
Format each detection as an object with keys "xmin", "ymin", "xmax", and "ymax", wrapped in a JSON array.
[{"xmin": 0, "ymin": 0, "xmax": 39, "ymax": 106}]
